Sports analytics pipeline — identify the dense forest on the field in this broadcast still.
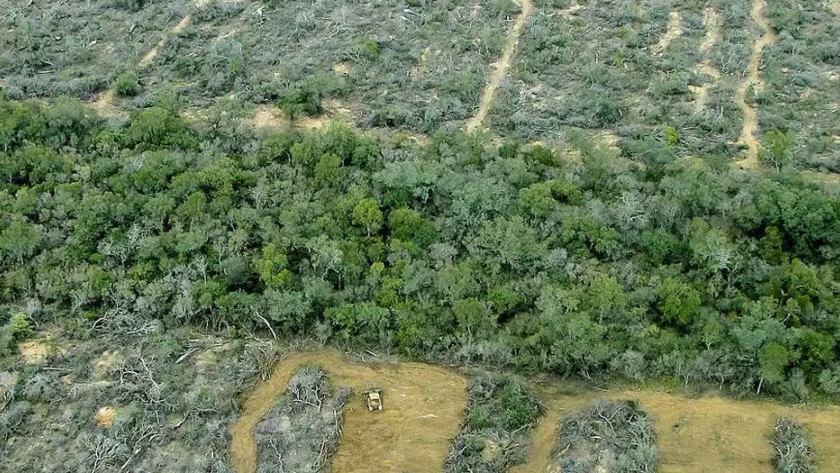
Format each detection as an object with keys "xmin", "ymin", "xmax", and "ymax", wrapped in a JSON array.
[{"xmin": 1, "ymin": 93, "xmax": 840, "ymax": 406}]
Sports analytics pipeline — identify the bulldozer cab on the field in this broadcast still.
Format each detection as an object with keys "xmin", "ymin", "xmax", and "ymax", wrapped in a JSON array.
[{"xmin": 364, "ymin": 388, "xmax": 383, "ymax": 411}]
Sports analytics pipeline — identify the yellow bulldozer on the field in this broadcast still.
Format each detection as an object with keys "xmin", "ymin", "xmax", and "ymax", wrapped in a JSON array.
[{"xmin": 364, "ymin": 386, "xmax": 383, "ymax": 411}]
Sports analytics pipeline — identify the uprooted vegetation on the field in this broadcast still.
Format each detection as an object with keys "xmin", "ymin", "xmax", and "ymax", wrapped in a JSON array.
[
  {"xmin": 254, "ymin": 365, "xmax": 349, "ymax": 473},
  {"xmin": 445, "ymin": 374, "xmax": 542, "ymax": 472},
  {"xmin": 555, "ymin": 399, "xmax": 658, "ymax": 473},
  {"xmin": 770, "ymin": 417, "xmax": 816, "ymax": 473}
]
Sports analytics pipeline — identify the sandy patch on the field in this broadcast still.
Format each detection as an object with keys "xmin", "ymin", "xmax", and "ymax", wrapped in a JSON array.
[
  {"xmin": 138, "ymin": 15, "xmax": 191, "ymax": 69},
  {"xmin": 95, "ymin": 406, "xmax": 117, "ymax": 428},
  {"xmin": 88, "ymin": 90, "xmax": 129, "ymax": 120},
  {"xmin": 93, "ymin": 350, "xmax": 122, "ymax": 378},
  {"xmin": 692, "ymin": 7, "xmax": 722, "ymax": 112},
  {"xmin": 333, "ymin": 63, "xmax": 351, "ymax": 75},
  {"xmin": 558, "ymin": 3, "xmax": 584, "ymax": 19}
]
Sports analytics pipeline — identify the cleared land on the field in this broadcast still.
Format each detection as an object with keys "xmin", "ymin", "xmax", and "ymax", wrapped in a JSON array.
[
  {"xmin": 513, "ymin": 385, "xmax": 840, "ymax": 473},
  {"xmin": 230, "ymin": 350, "xmax": 467, "ymax": 473}
]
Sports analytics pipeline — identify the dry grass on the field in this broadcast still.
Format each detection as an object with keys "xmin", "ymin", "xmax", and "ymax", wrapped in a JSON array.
[
  {"xmin": 229, "ymin": 350, "xmax": 467, "ymax": 473},
  {"xmin": 17, "ymin": 336, "xmax": 54, "ymax": 365}
]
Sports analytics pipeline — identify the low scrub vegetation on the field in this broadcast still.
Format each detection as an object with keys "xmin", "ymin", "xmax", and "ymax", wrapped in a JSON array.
[
  {"xmin": 760, "ymin": 0, "xmax": 840, "ymax": 172},
  {"xmin": 555, "ymin": 399, "xmax": 658, "ymax": 473},
  {"xmin": 444, "ymin": 374, "xmax": 542, "ymax": 472},
  {"xmin": 770, "ymin": 417, "xmax": 816, "ymax": 473},
  {"xmin": 254, "ymin": 365, "xmax": 349, "ymax": 473},
  {"xmin": 489, "ymin": 0, "xmax": 751, "ymax": 159}
]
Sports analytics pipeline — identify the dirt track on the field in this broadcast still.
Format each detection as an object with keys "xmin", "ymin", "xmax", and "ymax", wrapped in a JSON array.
[
  {"xmin": 690, "ymin": 7, "xmax": 722, "ymax": 113},
  {"xmin": 653, "ymin": 11, "xmax": 683, "ymax": 55},
  {"xmin": 734, "ymin": 0, "xmax": 776, "ymax": 168},
  {"xmin": 229, "ymin": 350, "xmax": 467, "ymax": 473},
  {"xmin": 466, "ymin": 0, "xmax": 533, "ymax": 132}
]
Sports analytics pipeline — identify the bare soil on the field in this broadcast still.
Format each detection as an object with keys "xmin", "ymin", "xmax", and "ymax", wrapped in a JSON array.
[
  {"xmin": 229, "ymin": 350, "xmax": 467, "ymax": 473},
  {"xmin": 139, "ymin": 15, "xmax": 192, "ymax": 69},
  {"xmin": 652, "ymin": 11, "xmax": 683, "ymax": 55},
  {"xmin": 466, "ymin": 0, "xmax": 534, "ymax": 132},
  {"xmin": 88, "ymin": 90, "xmax": 128, "ymax": 120},
  {"xmin": 95, "ymin": 406, "xmax": 117, "ymax": 428},
  {"xmin": 513, "ymin": 385, "xmax": 840, "ymax": 473},
  {"xmin": 690, "ymin": 7, "xmax": 722, "ymax": 113},
  {"xmin": 734, "ymin": 0, "xmax": 777, "ymax": 168}
]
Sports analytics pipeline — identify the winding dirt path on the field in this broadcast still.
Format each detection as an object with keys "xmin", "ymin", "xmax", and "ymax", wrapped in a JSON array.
[
  {"xmin": 229, "ymin": 350, "xmax": 466, "ymax": 473},
  {"xmin": 689, "ymin": 7, "xmax": 722, "ymax": 112},
  {"xmin": 734, "ymin": 0, "xmax": 776, "ymax": 168},
  {"xmin": 466, "ymin": 0, "xmax": 534, "ymax": 132}
]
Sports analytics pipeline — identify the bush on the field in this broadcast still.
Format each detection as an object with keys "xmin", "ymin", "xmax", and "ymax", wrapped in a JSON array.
[
  {"xmin": 7, "ymin": 313, "xmax": 32, "ymax": 340},
  {"xmin": 113, "ymin": 72, "xmax": 140, "ymax": 97},
  {"xmin": 771, "ymin": 418, "xmax": 816, "ymax": 473}
]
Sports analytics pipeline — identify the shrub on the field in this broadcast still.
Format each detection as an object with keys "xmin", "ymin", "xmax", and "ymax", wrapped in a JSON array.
[
  {"xmin": 7, "ymin": 313, "xmax": 32, "ymax": 340},
  {"xmin": 113, "ymin": 72, "xmax": 140, "ymax": 97}
]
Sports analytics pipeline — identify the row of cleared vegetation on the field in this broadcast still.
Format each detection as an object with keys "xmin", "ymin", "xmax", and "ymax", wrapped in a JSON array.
[
  {"xmin": 254, "ymin": 365, "xmax": 349, "ymax": 473},
  {"xmin": 771, "ymin": 417, "xmax": 817, "ymax": 473},
  {"xmin": 758, "ymin": 0, "xmax": 840, "ymax": 173},
  {"xmin": 445, "ymin": 374, "xmax": 542, "ymax": 472},
  {"xmin": 554, "ymin": 399, "xmax": 658, "ymax": 473},
  {"xmin": 488, "ymin": 0, "xmax": 751, "ymax": 158}
]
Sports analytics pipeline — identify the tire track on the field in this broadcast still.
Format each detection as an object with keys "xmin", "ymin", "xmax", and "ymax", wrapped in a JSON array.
[
  {"xmin": 689, "ymin": 7, "xmax": 722, "ymax": 113},
  {"xmin": 734, "ymin": 0, "xmax": 776, "ymax": 167},
  {"xmin": 652, "ymin": 10, "xmax": 683, "ymax": 55},
  {"xmin": 138, "ymin": 14, "xmax": 192, "ymax": 69},
  {"xmin": 466, "ymin": 0, "xmax": 534, "ymax": 132}
]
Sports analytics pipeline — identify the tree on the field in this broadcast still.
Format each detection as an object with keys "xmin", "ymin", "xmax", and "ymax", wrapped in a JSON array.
[
  {"xmin": 657, "ymin": 278, "xmax": 701, "ymax": 327},
  {"xmin": 758, "ymin": 343, "xmax": 792, "ymax": 387},
  {"xmin": 352, "ymin": 198, "xmax": 383, "ymax": 236},
  {"xmin": 0, "ymin": 220, "xmax": 40, "ymax": 265},
  {"xmin": 256, "ymin": 244, "xmax": 292, "ymax": 289},
  {"xmin": 760, "ymin": 130, "xmax": 793, "ymax": 171}
]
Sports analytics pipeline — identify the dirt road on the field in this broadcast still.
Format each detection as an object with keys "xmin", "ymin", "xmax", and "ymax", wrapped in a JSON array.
[
  {"xmin": 734, "ymin": 0, "xmax": 776, "ymax": 168},
  {"xmin": 466, "ymin": 0, "xmax": 534, "ymax": 132}
]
